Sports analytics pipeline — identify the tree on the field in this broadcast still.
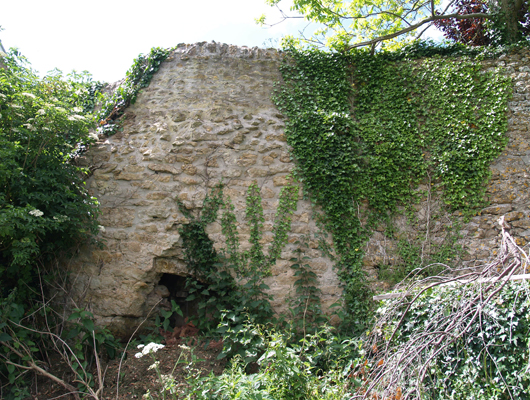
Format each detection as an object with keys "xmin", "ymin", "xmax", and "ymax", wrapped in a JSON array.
[
  {"xmin": 434, "ymin": 0, "xmax": 492, "ymax": 45},
  {"xmin": 258, "ymin": 0, "xmax": 529, "ymax": 50},
  {"xmin": 434, "ymin": 0, "xmax": 530, "ymax": 46}
]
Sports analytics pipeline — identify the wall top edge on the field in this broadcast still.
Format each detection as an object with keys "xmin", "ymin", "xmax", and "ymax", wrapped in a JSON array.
[{"xmin": 172, "ymin": 41, "xmax": 282, "ymax": 60}]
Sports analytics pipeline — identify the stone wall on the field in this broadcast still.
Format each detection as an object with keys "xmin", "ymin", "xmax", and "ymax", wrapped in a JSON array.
[
  {"xmin": 72, "ymin": 42, "xmax": 530, "ymax": 334},
  {"xmin": 362, "ymin": 49, "xmax": 530, "ymax": 289},
  {"xmin": 73, "ymin": 42, "xmax": 338, "ymax": 335}
]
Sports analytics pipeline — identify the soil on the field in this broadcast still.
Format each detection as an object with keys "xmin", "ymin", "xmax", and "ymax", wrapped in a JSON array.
[{"xmin": 27, "ymin": 326, "xmax": 227, "ymax": 400}]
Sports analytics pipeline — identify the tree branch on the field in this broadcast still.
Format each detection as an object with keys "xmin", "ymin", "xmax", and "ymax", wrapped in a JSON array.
[
  {"xmin": 3, "ymin": 342, "xmax": 81, "ymax": 400},
  {"xmin": 345, "ymin": 12, "xmax": 492, "ymax": 49}
]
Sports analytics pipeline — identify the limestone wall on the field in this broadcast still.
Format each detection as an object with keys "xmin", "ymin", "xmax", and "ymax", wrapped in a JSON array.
[
  {"xmin": 73, "ymin": 42, "xmax": 338, "ymax": 335},
  {"xmin": 73, "ymin": 42, "xmax": 530, "ymax": 334}
]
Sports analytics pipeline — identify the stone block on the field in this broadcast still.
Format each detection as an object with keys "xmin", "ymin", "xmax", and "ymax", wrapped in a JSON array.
[
  {"xmin": 146, "ymin": 192, "xmax": 170, "ymax": 200},
  {"xmin": 273, "ymin": 175, "xmax": 292, "ymax": 186},
  {"xmin": 181, "ymin": 164, "xmax": 198, "ymax": 175},
  {"xmin": 115, "ymin": 172, "xmax": 145, "ymax": 181},
  {"xmin": 100, "ymin": 208, "xmax": 136, "ymax": 227},
  {"xmin": 481, "ymin": 204, "xmax": 513, "ymax": 215},
  {"xmin": 237, "ymin": 154, "xmax": 258, "ymax": 167},
  {"xmin": 148, "ymin": 164, "xmax": 179, "ymax": 174},
  {"xmin": 222, "ymin": 169, "xmax": 242, "ymax": 178},
  {"xmin": 248, "ymin": 168, "xmax": 270, "ymax": 178}
]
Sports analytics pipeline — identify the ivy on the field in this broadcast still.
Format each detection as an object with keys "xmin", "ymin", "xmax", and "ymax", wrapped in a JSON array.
[
  {"xmin": 97, "ymin": 47, "xmax": 172, "ymax": 136},
  {"xmin": 274, "ymin": 43, "xmax": 511, "ymax": 331},
  {"xmin": 287, "ymin": 237, "xmax": 326, "ymax": 336},
  {"xmin": 351, "ymin": 52, "xmax": 511, "ymax": 212}
]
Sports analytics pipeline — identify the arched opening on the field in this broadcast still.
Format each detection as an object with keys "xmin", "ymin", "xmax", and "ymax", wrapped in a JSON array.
[{"xmin": 157, "ymin": 273, "xmax": 198, "ymax": 327}]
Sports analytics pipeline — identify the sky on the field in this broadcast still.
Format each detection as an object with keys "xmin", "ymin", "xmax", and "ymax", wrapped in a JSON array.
[
  {"xmin": 1, "ymin": 0, "xmax": 443, "ymax": 84},
  {"xmin": 1, "ymin": 0, "xmax": 310, "ymax": 83}
]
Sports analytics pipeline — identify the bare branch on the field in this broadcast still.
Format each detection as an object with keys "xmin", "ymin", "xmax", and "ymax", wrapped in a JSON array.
[
  {"xmin": 3, "ymin": 342, "xmax": 81, "ymax": 400},
  {"xmin": 353, "ymin": 219, "xmax": 529, "ymax": 399}
]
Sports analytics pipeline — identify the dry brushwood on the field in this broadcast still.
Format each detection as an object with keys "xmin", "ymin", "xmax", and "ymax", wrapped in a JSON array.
[{"xmin": 352, "ymin": 216, "xmax": 530, "ymax": 399}]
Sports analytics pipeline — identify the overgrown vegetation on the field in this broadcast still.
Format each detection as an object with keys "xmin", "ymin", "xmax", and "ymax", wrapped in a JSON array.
[
  {"xmin": 0, "ymin": 50, "xmax": 100, "ymax": 299},
  {"xmin": 273, "ymin": 42, "xmax": 511, "ymax": 332},
  {"xmin": 356, "ymin": 225, "xmax": 530, "ymax": 399},
  {"xmin": 97, "ymin": 46, "xmax": 171, "ymax": 136},
  {"xmin": 176, "ymin": 182, "xmax": 299, "ymax": 356},
  {"xmin": 0, "ymin": 49, "xmax": 113, "ymax": 399},
  {"xmin": 260, "ymin": 0, "xmax": 530, "ymax": 50},
  {"xmin": 0, "ymin": 46, "xmax": 171, "ymax": 399},
  {"xmin": 1, "ymin": 38, "xmax": 524, "ymax": 399}
]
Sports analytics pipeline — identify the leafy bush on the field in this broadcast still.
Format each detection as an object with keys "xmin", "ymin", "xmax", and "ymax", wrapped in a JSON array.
[
  {"xmin": 185, "ymin": 326, "xmax": 356, "ymax": 400},
  {"xmin": 0, "ymin": 49, "xmax": 103, "ymax": 398},
  {"xmin": 0, "ymin": 50, "xmax": 100, "ymax": 299}
]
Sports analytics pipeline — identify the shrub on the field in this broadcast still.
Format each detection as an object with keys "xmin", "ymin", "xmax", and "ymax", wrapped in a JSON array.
[
  {"xmin": 0, "ymin": 50, "xmax": 100, "ymax": 299},
  {"xmin": 0, "ymin": 49, "xmax": 101, "ymax": 398}
]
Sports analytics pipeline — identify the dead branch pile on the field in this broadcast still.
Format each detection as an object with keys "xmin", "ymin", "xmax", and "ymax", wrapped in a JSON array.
[{"xmin": 353, "ymin": 216, "xmax": 530, "ymax": 399}]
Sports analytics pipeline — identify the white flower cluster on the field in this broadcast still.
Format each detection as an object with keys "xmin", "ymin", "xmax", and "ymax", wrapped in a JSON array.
[
  {"xmin": 147, "ymin": 361, "xmax": 160, "ymax": 371},
  {"xmin": 135, "ymin": 342, "xmax": 165, "ymax": 358},
  {"xmin": 29, "ymin": 209, "xmax": 44, "ymax": 217}
]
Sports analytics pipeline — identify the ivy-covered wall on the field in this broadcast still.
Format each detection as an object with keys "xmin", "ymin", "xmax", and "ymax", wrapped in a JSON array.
[
  {"xmin": 72, "ymin": 42, "xmax": 530, "ymax": 333},
  {"xmin": 354, "ymin": 50, "xmax": 530, "ymax": 280}
]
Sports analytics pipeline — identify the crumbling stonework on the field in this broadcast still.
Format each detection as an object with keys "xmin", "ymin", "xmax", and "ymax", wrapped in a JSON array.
[{"xmin": 72, "ymin": 43, "xmax": 530, "ymax": 335}]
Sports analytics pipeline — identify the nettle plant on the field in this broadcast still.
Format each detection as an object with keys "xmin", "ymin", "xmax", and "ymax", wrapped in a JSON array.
[{"xmin": 274, "ymin": 43, "xmax": 511, "ymax": 330}]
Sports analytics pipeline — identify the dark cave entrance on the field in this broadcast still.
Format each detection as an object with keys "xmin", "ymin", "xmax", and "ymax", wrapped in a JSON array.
[{"xmin": 157, "ymin": 273, "xmax": 198, "ymax": 328}]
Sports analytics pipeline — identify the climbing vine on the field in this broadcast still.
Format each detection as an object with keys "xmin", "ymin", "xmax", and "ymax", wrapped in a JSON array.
[
  {"xmin": 97, "ymin": 47, "xmax": 172, "ymax": 136},
  {"xmin": 177, "ymin": 182, "xmax": 299, "ymax": 332},
  {"xmin": 274, "ymin": 44, "xmax": 511, "ymax": 330}
]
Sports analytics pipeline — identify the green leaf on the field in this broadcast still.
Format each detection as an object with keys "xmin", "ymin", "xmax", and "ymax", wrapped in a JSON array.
[{"xmin": 82, "ymin": 319, "xmax": 95, "ymax": 332}]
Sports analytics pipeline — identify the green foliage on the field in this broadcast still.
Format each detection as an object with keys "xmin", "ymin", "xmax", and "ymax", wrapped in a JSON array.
[
  {"xmin": 156, "ymin": 300, "xmax": 184, "ymax": 332},
  {"xmin": 0, "ymin": 50, "xmax": 100, "ymax": 300},
  {"xmin": 261, "ymin": 0, "xmax": 437, "ymax": 49},
  {"xmin": 178, "ymin": 184, "xmax": 236, "ymax": 332},
  {"xmin": 97, "ymin": 46, "xmax": 172, "ymax": 136},
  {"xmin": 0, "ymin": 46, "xmax": 167, "ymax": 399},
  {"xmin": 372, "ymin": 281, "xmax": 530, "ymax": 399},
  {"xmin": 274, "ymin": 49, "xmax": 372, "ymax": 331},
  {"xmin": 63, "ymin": 308, "xmax": 121, "ymax": 391},
  {"xmin": 66, "ymin": 308, "xmax": 121, "ymax": 361},
  {"xmin": 141, "ymin": 342, "xmax": 198, "ymax": 400},
  {"xmin": 287, "ymin": 237, "xmax": 326, "ymax": 335},
  {"xmin": 184, "ymin": 326, "xmax": 357, "ymax": 400},
  {"xmin": 177, "ymin": 182, "xmax": 298, "ymax": 334},
  {"xmin": 378, "ymin": 224, "xmax": 463, "ymax": 285},
  {"xmin": 221, "ymin": 182, "xmax": 299, "ymax": 279},
  {"xmin": 273, "ymin": 44, "xmax": 511, "ymax": 330},
  {"xmin": 261, "ymin": 0, "xmax": 530, "ymax": 49},
  {"xmin": 0, "ymin": 290, "xmax": 40, "ymax": 399},
  {"xmin": 0, "ymin": 292, "xmax": 120, "ymax": 398},
  {"xmin": 216, "ymin": 312, "xmax": 267, "ymax": 364},
  {"xmin": 350, "ymin": 51, "xmax": 511, "ymax": 212}
]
